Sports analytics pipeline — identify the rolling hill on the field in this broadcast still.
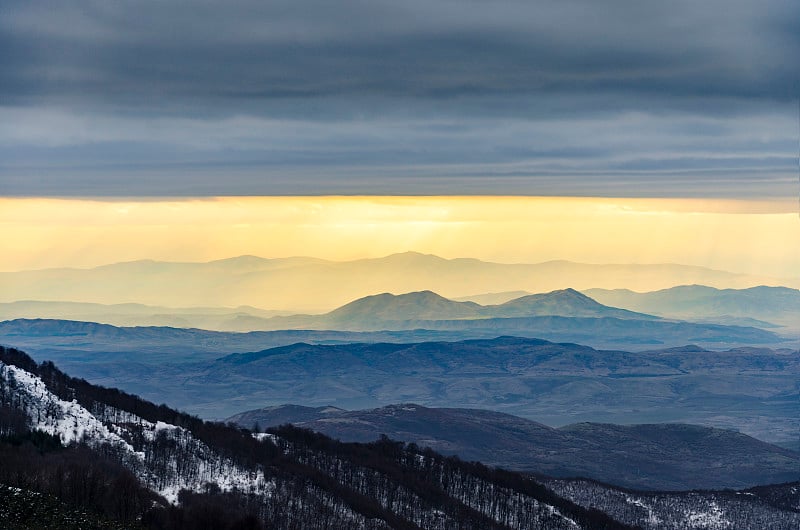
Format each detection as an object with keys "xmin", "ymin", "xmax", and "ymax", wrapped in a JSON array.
[
  {"xmin": 2, "ymin": 322, "xmax": 795, "ymax": 444},
  {"xmin": 225, "ymin": 403, "xmax": 800, "ymax": 490},
  {"xmin": 199, "ymin": 337, "xmax": 800, "ymax": 447}
]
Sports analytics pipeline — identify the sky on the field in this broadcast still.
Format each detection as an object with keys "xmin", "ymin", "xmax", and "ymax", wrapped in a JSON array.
[
  {"xmin": 1, "ymin": 196, "xmax": 799, "ymax": 278},
  {"xmin": 0, "ymin": 0, "xmax": 798, "ymax": 197},
  {"xmin": 0, "ymin": 1, "xmax": 798, "ymax": 278}
]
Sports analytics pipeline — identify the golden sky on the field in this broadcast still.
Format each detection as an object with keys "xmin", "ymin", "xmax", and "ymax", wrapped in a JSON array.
[{"xmin": 1, "ymin": 196, "xmax": 798, "ymax": 278}]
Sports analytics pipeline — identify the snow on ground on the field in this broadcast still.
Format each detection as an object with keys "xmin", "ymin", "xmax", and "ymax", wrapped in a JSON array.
[
  {"xmin": 624, "ymin": 494, "xmax": 662, "ymax": 526},
  {"xmin": 252, "ymin": 432, "xmax": 279, "ymax": 443},
  {"xmin": 1, "ymin": 364, "xmax": 137, "ymax": 454},
  {"xmin": 1, "ymin": 362, "xmax": 274, "ymax": 504},
  {"xmin": 685, "ymin": 501, "xmax": 731, "ymax": 529}
]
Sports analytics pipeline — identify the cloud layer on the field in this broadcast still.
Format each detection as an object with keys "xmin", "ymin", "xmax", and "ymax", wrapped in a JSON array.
[{"xmin": 1, "ymin": 0, "xmax": 797, "ymax": 196}]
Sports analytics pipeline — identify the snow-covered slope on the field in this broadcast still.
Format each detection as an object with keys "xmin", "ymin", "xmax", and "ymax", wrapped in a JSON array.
[
  {"xmin": 0, "ymin": 362, "xmax": 274, "ymax": 503},
  {"xmin": 3, "ymin": 347, "xmax": 797, "ymax": 530},
  {"xmin": 0, "ymin": 352, "xmax": 615, "ymax": 529},
  {"xmin": 546, "ymin": 478, "xmax": 800, "ymax": 530}
]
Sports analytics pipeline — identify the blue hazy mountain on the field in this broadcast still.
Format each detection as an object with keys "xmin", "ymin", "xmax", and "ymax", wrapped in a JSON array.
[
  {"xmin": 327, "ymin": 290, "xmax": 486, "ymax": 321},
  {"xmin": 0, "ymin": 300, "xmax": 289, "ymax": 330},
  {"xmin": 1, "ymin": 324, "xmax": 797, "ymax": 454},
  {"xmin": 585, "ymin": 285, "xmax": 800, "ymax": 329},
  {"xmin": 488, "ymin": 288, "xmax": 656, "ymax": 319},
  {"xmin": 225, "ymin": 403, "xmax": 800, "ymax": 491}
]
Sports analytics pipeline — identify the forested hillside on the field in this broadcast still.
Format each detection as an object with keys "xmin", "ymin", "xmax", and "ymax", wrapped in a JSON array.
[
  {"xmin": 0, "ymin": 345, "xmax": 628, "ymax": 529},
  {"xmin": 2, "ymin": 344, "xmax": 798, "ymax": 529}
]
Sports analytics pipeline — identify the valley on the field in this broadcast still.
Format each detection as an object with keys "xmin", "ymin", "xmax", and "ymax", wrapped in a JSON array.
[
  {"xmin": 2, "ymin": 345, "xmax": 798, "ymax": 529},
  {"xmin": 1, "ymin": 257, "xmax": 798, "ymax": 528}
]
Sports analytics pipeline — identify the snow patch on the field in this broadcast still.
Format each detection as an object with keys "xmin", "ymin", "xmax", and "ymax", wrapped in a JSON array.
[
  {"xmin": 1, "ymin": 364, "xmax": 138, "ymax": 456},
  {"xmin": 624, "ymin": 494, "xmax": 662, "ymax": 526},
  {"xmin": 252, "ymin": 432, "xmax": 279, "ymax": 443},
  {"xmin": 685, "ymin": 501, "xmax": 730, "ymax": 529}
]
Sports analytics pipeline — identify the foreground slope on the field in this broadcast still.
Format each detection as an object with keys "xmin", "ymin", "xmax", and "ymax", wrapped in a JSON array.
[
  {"xmin": 2, "ymin": 346, "xmax": 798, "ymax": 529},
  {"xmin": 226, "ymin": 403, "xmax": 800, "ymax": 490},
  {"xmin": 0, "ymin": 345, "xmax": 632, "ymax": 529}
]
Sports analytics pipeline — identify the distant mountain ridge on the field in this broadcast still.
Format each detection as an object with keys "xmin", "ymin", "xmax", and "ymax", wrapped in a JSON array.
[
  {"xmin": 487, "ymin": 288, "xmax": 654, "ymax": 319},
  {"xmin": 327, "ymin": 290, "xmax": 485, "ymax": 321},
  {"xmin": 585, "ymin": 284, "xmax": 800, "ymax": 330},
  {"xmin": 2, "ymin": 252, "xmax": 794, "ymax": 311},
  {"xmin": 263, "ymin": 288, "xmax": 661, "ymax": 331},
  {"xmin": 0, "ymin": 299, "xmax": 288, "ymax": 331},
  {"xmin": 0, "ymin": 288, "xmax": 663, "ymax": 333},
  {"xmin": 4, "ymin": 283, "xmax": 798, "ymax": 339},
  {"xmin": 225, "ymin": 403, "xmax": 800, "ymax": 491}
]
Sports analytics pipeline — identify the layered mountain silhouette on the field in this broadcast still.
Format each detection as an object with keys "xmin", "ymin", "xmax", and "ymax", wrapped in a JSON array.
[
  {"xmin": 198, "ymin": 337, "xmax": 799, "ymax": 439},
  {"xmin": 0, "ymin": 300, "xmax": 289, "ymax": 330},
  {"xmin": 225, "ymin": 403, "xmax": 800, "ymax": 490},
  {"xmin": 262, "ymin": 288, "xmax": 661, "ymax": 331},
  {"xmin": 2, "ymin": 252, "xmax": 793, "ymax": 311},
  {"xmin": 0, "ymin": 286, "xmax": 794, "ymax": 452},
  {"xmin": 487, "ymin": 288, "xmax": 653, "ymax": 319},
  {"xmin": 7, "ymin": 285, "xmax": 797, "ymax": 335},
  {"xmin": 2, "ymin": 325, "xmax": 797, "ymax": 459},
  {"xmin": 328, "ymin": 290, "xmax": 485, "ymax": 321},
  {"xmin": 585, "ymin": 285, "xmax": 800, "ymax": 329}
]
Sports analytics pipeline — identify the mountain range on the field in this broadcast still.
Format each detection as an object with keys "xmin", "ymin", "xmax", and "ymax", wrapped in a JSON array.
[
  {"xmin": 585, "ymin": 285, "xmax": 800, "ymax": 331},
  {"xmin": 2, "ymin": 288, "xmax": 785, "ymax": 349},
  {"xmin": 2, "ymin": 345, "xmax": 799, "ymax": 530},
  {"xmin": 206, "ymin": 337, "xmax": 799, "ymax": 442},
  {"xmin": 0, "ymin": 345, "xmax": 633, "ymax": 529},
  {"xmin": 225, "ymin": 403, "xmax": 800, "ymax": 490},
  {"xmin": 0, "ymin": 300, "xmax": 289, "ymax": 331},
  {"xmin": 3, "ymin": 258, "xmax": 798, "ymax": 340},
  {"xmin": 257, "ymin": 288, "xmax": 661, "ymax": 331},
  {"xmin": 0, "ymin": 289, "xmax": 784, "ymax": 352},
  {"xmin": 1, "ymin": 320, "xmax": 795, "ymax": 447},
  {"xmin": 2, "ymin": 252, "xmax": 794, "ymax": 311}
]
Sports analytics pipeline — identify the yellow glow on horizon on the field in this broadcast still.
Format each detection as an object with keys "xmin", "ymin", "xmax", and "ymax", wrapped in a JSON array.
[{"xmin": 1, "ymin": 196, "xmax": 798, "ymax": 278}]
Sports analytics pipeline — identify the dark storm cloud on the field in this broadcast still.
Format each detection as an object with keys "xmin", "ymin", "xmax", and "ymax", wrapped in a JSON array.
[
  {"xmin": 0, "ymin": 0, "xmax": 797, "ymax": 196},
  {"xmin": 3, "ymin": 0, "xmax": 797, "ymax": 103}
]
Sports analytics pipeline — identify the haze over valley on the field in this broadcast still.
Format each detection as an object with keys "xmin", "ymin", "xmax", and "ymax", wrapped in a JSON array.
[
  {"xmin": 3, "ymin": 250, "xmax": 798, "ymax": 451},
  {"xmin": 3, "ymin": 252, "xmax": 798, "ymax": 312}
]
